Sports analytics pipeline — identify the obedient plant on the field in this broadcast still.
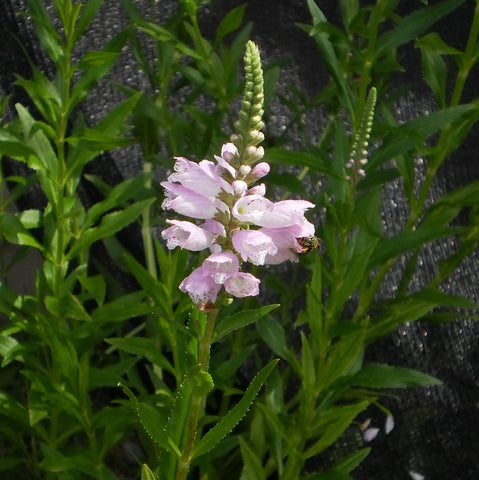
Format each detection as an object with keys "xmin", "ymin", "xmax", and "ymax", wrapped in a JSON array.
[{"xmin": 161, "ymin": 41, "xmax": 316, "ymax": 311}]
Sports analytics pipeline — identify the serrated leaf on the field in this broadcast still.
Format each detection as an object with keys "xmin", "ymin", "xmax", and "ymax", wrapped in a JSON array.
[
  {"xmin": 191, "ymin": 359, "xmax": 277, "ymax": 460},
  {"xmin": 137, "ymin": 401, "xmax": 173, "ymax": 453},
  {"xmin": 213, "ymin": 304, "xmax": 279, "ymax": 342}
]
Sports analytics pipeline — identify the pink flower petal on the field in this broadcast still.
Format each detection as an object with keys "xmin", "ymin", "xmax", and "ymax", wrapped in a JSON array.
[
  {"xmin": 179, "ymin": 267, "xmax": 221, "ymax": 305},
  {"xmin": 224, "ymin": 272, "xmax": 260, "ymax": 298},
  {"xmin": 232, "ymin": 194, "xmax": 274, "ymax": 224},
  {"xmin": 232, "ymin": 229, "xmax": 277, "ymax": 265},
  {"xmin": 202, "ymin": 251, "xmax": 239, "ymax": 284}
]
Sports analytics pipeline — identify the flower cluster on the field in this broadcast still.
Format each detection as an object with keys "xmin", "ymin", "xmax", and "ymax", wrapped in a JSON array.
[{"xmin": 161, "ymin": 142, "xmax": 315, "ymax": 309}]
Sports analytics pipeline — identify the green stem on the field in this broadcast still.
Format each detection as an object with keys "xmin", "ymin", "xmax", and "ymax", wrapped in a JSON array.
[
  {"xmin": 175, "ymin": 309, "xmax": 218, "ymax": 480},
  {"xmin": 142, "ymin": 161, "xmax": 158, "ymax": 280}
]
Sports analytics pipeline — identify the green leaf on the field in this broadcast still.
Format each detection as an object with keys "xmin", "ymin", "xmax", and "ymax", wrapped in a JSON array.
[
  {"xmin": 90, "ymin": 291, "xmax": 152, "ymax": 325},
  {"xmin": 300, "ymin": 469, "xmax": 354, "ymax": 480},
  {"xmin": 138, "ymin": 401, "xmax": 172, "ymax": 453},
  {"xmin": 239, "ymin": 436, "xmax": 265, "ymax": 480},
  {"xmin": 0, "ymin": 212, "xmax": 43, "ymax": 250},
  {"xmin": 215, "ymin": 5, "xmax": 246, "ymax": 44},
  {"xmin": 368, "ymin": 226, "xmax": 458, "ymax": 268},
  {"xmin": 121, "ymin": 251, "xmax": 174, "ymax": 320},
  {"xmin": 67, "ymin": 198, "xmax": 155, "ymax": 259},
  {"xmin": 305, "ymin": 401, "xmax": 370, "ymax": 458},
  {"xmin": 369, "ymin": 104, "xmax": 476, "ymax": 170},
  {"xmin": 306, "ymin": 0, "xmax": 354, "ymax": 116},
  {"xmin": 334, "ymin": 448, "xmax": 371, "ymax": 474},
  {"xmin": 15, "ymin": 104, "xmax": 58, "ymax": 177},
  {"xmin": 213, "ymin": 304, "xmax": 279, "ymax": 342},
  {"xmin": 192, "ymin": 359, "xmax": 278, "ymax": 460},
  {"xmin": 351, "ymin": 363, "xmax": 442, "ymax": 388},
  {"xmin": 317, "ymin": 325, "xmax": 366, "ymax": 390},
  {"xmin": 105, "ymin": 337, "xmax": 175, "ymax": 374},
  {"xmin": 256, "ymin": 318, "xmax": 300, "ymax": 372},
  {"xmin": 265, "ymin": 147, "xmax": 336, "ymax": 177},
  {"xmin": 377, "ymin": 0, "xmax": 466, "ymax": 57},
  {"xmin": 301, "ymin": 333, "xmax": 316, "ymax": 394},
  {"xmin": 26, "ymin": 0, "xmax": 64, "ymax": 62},
  {"xmin": 73, "ymin": 0, "xmax": 106, "ymax": 44},
  {"xmin": 141, "ymin": 464, "xmax": 157, "ymax": 480},
  {"xmin": 0, "ymin": 392, "xmax": 29, "ymax": 426},
  {"xmin": 0, "ymin": 333, "xmax": 24, "ymax": 366},
  {"xmin": 83, "ymin": 172, "xmax": 152, "ymax": 229},
  {"xmin": 69, "ymin": 32, "xmax": 127, "ymax": 112}
]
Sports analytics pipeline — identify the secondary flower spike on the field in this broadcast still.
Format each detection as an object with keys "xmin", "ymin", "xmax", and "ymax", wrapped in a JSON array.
[{"xmin": 161, "ymin": 41, "xmax": 316, "ymax": 309}]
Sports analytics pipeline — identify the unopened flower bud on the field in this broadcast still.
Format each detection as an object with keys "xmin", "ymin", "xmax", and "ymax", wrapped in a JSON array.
[
  {"xmin": 252, "ymin": 162, "xmax": 270, "ymax": 179},
  {"xmin": 232, "ymin": 180, "xmax": 248, "ymax": 195},
  {"xmin": 248, "ymin": 183, "xmax": 266, "ymax": 196},
  {"xmin": 239, "ymin": 165, "xmax": 252, "ymax": 176},
  {"xmin": 250, "ymin": 129, "xmax": 265, "ymax": 143}
]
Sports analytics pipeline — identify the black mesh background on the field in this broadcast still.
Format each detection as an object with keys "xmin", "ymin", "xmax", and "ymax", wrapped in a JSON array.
[{"xmin": 1, "ymin": 1, "xmax": 478, "ymax": 479}]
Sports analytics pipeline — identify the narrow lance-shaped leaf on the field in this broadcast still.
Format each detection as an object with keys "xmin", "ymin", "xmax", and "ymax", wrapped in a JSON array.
[
  {"xmin": 66, "ymin": 198, "xmax": 155, "ymax": 259},
  {"xmin": 213, "ymin": 304, "xmax": 279, "ymax": 342},
  {"xmin": 351, "ymin": 363, "xmax": 442, "ymax": 389},
  {"xmin": 191, "ymin": 359, "xmax": 278, "ymax": 460}
]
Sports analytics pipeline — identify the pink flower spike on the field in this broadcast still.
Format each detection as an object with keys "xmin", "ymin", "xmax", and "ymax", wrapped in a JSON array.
[
  {"xmin": 179, "ymin": 266, "xmax": 221, "ymax": 305},
  {"xmin": 161, "ymin": 220, "xmax": 215, "ymax": 251},
  {"xmin": 232, "ymin": 229, "xmax": 277, "ymax": 265},
  {"xmin": 203, "ymin": 251, "xmax": 240, "ymax": 284},
  {"xmin": 224, "ymin": 272, "xmax": 260, "ymax": 298},
  {"xmin": 232, "ymin": 194, "xmax": 274, "ymax": 225}
]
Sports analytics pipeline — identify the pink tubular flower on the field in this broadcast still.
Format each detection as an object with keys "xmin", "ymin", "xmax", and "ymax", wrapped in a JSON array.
[
  {"xmin": 179, "ymin": 266, "xmax": 222, "ymax": 305},
  {"xmin": 161, "ymin": 220, "xmax": 216, "ymax": 251},
  {"xmin": 256, "ymin": 199, "xmax": 315, "ymax": 228},
  {"xmin": 202, "ymin": 251, "xmax": 240, "ymax": 284},
  {"xmin": 224, "ymin": 272, "xmax": 260, "ymax": 298},
  {"xmin": 161, "ymin": 182, "xmax": 228, "ymax": 220},
  {"xmin": 232, "ymin": 194, "xmax": 274, "ymax": 224},
  {"xmin": 169, "ymin": 157, "xmax": 232, "ymax": 197}
]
